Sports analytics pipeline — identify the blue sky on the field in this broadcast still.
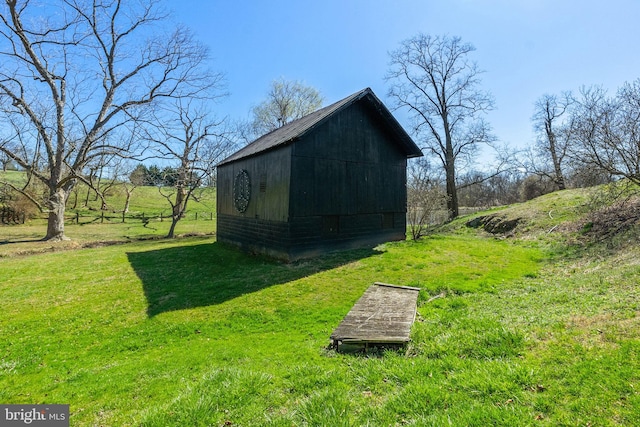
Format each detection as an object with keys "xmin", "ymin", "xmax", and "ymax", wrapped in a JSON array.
[{"xmin": 168, "ymin": 0, "xmax": 640, "ymax": 151}]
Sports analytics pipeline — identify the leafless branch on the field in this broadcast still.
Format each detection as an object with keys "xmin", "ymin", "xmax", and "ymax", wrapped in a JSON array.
[
  {"xmin": 0, "ymin": 0, "xmax": 220, "ymax": 240},
  {"xmin": 386, "ymin": 33, "xmax": 494, "ymax": 219}
]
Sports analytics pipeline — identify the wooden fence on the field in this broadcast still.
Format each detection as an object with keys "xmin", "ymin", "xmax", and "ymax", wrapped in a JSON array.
[
  {"xmin": 0, "ymin": 211, "xmax": 216, "ymax": 226},
  {"xmin": 6, "ymin": 207, "xmax": 482, "ymax": 227},
  {"xmin": 62, "ymin": 211, "xmax": 217, "ymax": 225}
]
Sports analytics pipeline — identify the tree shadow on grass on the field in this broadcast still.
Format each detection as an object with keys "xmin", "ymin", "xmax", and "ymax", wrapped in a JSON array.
[
  {"xmin": 0, "ymin": 239, "xmax": 36, "ymax": 244},
  {"xmin": 127, "ymin": 241, "xmax": 381, "ymax": 317}
]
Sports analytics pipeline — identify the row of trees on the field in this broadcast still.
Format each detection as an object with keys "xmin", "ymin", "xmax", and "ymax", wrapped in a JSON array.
[
  {"xmin": 0, "ymin": 0, "xmax": 328, "ymax": 240},
  {"xmin": 391, "ymin": 34, "xmax": 640, "ymax": 234},
  {"xmin": 0, "ymin": 0, "xmax": 236, "ymax": 239},
  {"xmin": 130, "ymin": 164, "xmax": 185, "ymax": 187},
  {"xmin": 1, "ymin": 1, "xmax": 637, "ymax": 241},
  {"xmin": 527, "ymin": 82, "xmax": 640, "ymax": 191}
]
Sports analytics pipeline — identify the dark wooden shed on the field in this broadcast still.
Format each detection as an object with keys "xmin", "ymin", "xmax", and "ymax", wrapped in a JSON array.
[{"xmin": 216, "ymin": 88, "xmax": 422, "ymax": 261}]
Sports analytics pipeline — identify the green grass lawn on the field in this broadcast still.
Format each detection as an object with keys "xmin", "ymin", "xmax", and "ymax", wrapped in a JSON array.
[
  {"xmin": 69, "ymin": 184, "xmax": 217, "ymax": 218},
  {"xmin": 1, "ymin": 187, "xmax": 639, "ymax": 426},
  {"xmin": 0, "ymin": 217, "xmax": 217, "ymax": 258},
  {"xmin": 1, "ymin": 171, "xmax": 217, "ymax": 256},
  {"xmin": 1, "ymin": 170, "xmax": 216, "ymax": 218}
]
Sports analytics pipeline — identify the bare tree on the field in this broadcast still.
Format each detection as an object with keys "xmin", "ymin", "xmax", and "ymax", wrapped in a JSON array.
[
  {"xmin": 82, "ymin": 152, "xmax": 122, "ymax": 210},
  {"xmin": 571, "ymin": 82, "xmax": 640, "ymax": 186},
  {"xmin": 145, "ymin": 98, "xmax": 233, "ymax": 238},
  {"xmin": 89, "ymin": 155, "xmax": 141, "ymax": 213},
  {"xmin": 250, "ymin": 78, "xmax": 323, "ymax": 136},
  {"xmin": 0, "ymin": 0, "xmax": 212, "ymax": 240},
  {"xmin": 458, "ymin": 168, "xmax": 524, "ymax": 207},
  {"xmin": 530, "ymin": 92, "xmax": 574, "ymax": 190},
  {"xmin": 0, "ymin": 150, "xmax": 11, "ymax": 171},
  {"xmin": 386, "ymin": 34, "xmax": 495, "ymax": 219},
  {"xmin": 406, "ymin": 158, "xmax": 448, "ymax": 239},
  {"xmin": 121, "ymin": 162, "xmax": 150, "ymax": 214},
  {"xmin": 519, "ymin": 174, "xmax": 556, "ymax": 201}
]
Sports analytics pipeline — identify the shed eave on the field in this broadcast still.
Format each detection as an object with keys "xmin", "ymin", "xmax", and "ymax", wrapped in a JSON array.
[
  {"xmin": 217, "ymin": 87, "xmax": 423, "ymax": 166},
  {"xmin": 216, "ymin": 137, "xmax": 299, "ymax": 167}
]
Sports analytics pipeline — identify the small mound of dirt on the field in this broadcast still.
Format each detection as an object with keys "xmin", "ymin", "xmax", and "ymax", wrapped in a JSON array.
[
  {"xmin": 466, "ymin": 214, "xmax": 522, "ymax": 235},
  {"xmin": 580, "ymin": 197, "xmax": 640, "ymax": 241}
]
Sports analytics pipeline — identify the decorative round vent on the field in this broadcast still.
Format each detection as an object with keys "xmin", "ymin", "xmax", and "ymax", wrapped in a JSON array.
[{"xmin": 233, "ymin": 169, "xmax": 251, "ymax": 213}]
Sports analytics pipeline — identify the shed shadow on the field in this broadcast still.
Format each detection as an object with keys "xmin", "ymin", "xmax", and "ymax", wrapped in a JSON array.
[{"xmin": 126, "ymin": 241, "xmax": 381, "ymax": 317}]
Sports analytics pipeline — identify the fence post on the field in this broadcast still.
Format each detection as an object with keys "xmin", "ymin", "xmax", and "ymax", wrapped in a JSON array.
[
  {"xmin": 160, "ymin": 212, "xmax": 163, "ymax": 222},
  {"xmin": 101, "ymin": 211, "xmax": 104, "ymax": 223},
  {"xmin": 195, "ymin": 212, "xmax": 198, "ymax": 221},
  {"xmin": 76, "ymin": 212, "xmax": 80, "ymax": 224},
  {"xmin": 122, "ymin": 211, "xmax": 126, "ymax": 223},
  {"xmin": 210, "ymin": 212, "xmax": 213, "ymax": 221}
]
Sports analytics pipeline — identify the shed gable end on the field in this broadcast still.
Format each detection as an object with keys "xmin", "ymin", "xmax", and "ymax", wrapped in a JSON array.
[
  {"xmin": 290, "ymin": 99, "xmax": 408, "ymax": 218},
  {"xmin": 216, "ymin": 87, "xmax": 420, "ymax": 261}
]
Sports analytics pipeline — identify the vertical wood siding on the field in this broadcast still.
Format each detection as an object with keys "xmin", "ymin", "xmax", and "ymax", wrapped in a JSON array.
[
  {"xmin": 217, "ymin": 145, "xmax": 291, "ymax": 221},
  {"xmin": 217, "ymin": 98, "xmax": 410, "ymax": 261}
]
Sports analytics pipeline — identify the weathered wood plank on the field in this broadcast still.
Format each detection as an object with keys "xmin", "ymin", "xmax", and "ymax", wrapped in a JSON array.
[{"xmin": 330, "ymin": 282, "xmax": 420, "ymax": 348}]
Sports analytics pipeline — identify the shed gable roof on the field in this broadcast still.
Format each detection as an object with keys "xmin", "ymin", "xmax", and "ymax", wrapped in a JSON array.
[{"xmin": 218, "ymin": 88, "xmax": 422, "ymax": 166}]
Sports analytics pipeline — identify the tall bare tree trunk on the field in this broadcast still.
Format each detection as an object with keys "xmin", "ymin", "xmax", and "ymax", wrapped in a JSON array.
[
  {"xmin": 444, "ymin": 123, "xmax": 459, "ymax": 219},
  {"xmin": 446, "ymin": 165, "xmax": 458, "ymax": 219},
  {"xmin": 167, "ymin": 187, "xmax": 186, "ymax": 238},
  {"xmin": 167, "ymin": 217, "xmax": 179, "ymax": 239},
  {"xmin": 44, "ymin": 188, "xmax": 69, "ymax": 241},
  {"xmin": 386, "ymin": 35, "xmax": 494, "ymax": 221},
  {"xmin": 84, "ymin": 185, "xmax": 92, "ymax": 208},
  {"xmin": 122, "ymin": 185, "xmax": 136, "ymax": 214},
  {"xmin": 545, "ymin": 123, "xmax": 566, "ymax": 190}
]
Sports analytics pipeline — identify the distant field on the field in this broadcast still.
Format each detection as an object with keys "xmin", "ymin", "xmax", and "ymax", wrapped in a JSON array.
[
  {"xmin": 1, "ymin": 187, "xmax": 638, "ymax": 425},
  {"xmin": 1, "ymin": 170, "xmax": 217, "ymax": 249},
  {"xmin": 1, "ymin": 170, "xmax": 216, "ymax": 215}
]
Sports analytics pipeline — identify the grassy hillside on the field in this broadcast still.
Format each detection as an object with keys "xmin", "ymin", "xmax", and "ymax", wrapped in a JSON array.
[{"xmin": 0, "ymin": 186, "xmax": 639, "ymax": 425}]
